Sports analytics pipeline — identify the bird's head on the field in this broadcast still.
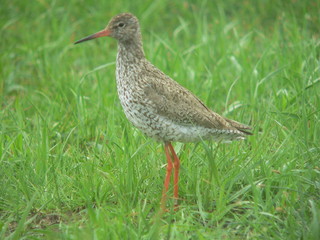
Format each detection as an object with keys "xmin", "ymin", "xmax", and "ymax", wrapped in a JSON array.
[{"xmin": 74, "ymin": 13, "xmax": 140, "ymax": 44}]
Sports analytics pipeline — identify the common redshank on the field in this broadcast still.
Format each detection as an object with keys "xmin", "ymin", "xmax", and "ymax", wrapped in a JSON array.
[{"xmin": 75, "ymin": 13, "xmax": 252, "ymax": 209}]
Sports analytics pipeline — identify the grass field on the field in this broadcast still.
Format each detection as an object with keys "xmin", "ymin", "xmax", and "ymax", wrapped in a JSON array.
[{"xmin": 1, "ymin": 0, "xmax": 320, "ymax": 239}]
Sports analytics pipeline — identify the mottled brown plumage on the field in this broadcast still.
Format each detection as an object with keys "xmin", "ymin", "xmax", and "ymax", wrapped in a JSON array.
[{"xmin": 75, "ymin": 13, "xmax": 252, "ymax": 209}]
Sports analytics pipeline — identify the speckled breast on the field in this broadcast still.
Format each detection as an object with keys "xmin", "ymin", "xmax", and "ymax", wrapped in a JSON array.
[{"xmin": 116, "ymin": 63, "xmax": 167, "ymax": 141}]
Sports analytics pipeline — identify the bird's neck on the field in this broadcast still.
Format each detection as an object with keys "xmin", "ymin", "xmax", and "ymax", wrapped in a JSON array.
[{"xmin": 117, "ymin": 37, "xmax": 145, "ymax": 63}]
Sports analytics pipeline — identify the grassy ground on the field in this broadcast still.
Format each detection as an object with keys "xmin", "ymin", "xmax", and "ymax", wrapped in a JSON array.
[{"xmin": 1, "ymin": 0, "xmax": 320, "ymax": 239}]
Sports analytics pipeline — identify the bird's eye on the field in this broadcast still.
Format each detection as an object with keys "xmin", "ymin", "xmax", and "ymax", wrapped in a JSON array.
[{"xmin": 118, "ymin": 22, "xmax": 125, "ymax": 28}]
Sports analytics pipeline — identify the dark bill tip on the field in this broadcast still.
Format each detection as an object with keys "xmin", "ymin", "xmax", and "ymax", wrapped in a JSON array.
[{"xmin": 74, "ymin": 34, "xmax": 97, "ymax": 44}]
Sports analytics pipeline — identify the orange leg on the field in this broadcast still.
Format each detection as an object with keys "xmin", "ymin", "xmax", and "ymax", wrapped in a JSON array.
[
  {"xmin": 161, "ymin": 143, "xmax": 173, "ymax": 209},
  {"xmin": 168, "ymin": 143, "xmax": 180, "ymax": 207}
]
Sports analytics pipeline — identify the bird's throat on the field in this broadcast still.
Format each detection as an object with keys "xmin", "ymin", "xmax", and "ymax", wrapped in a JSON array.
[{"xmin": 118, "ymin": 37, "xmax": 145, "ymax": 63}]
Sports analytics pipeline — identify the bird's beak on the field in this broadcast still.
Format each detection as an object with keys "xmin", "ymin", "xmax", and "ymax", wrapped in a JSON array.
[{"xmin": 74, "ymin": 29, "xmax": 111, "ymax": 44}]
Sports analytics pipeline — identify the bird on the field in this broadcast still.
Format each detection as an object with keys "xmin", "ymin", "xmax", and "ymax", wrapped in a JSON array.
[{"xmin": 74, "ymin": 13, "xmax": 252, "ymax": 209}]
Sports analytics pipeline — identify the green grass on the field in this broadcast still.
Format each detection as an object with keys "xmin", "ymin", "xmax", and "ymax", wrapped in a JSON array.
[{"xmin": 1, "ymin": 0, "xmax": 320, "ymax": 239}]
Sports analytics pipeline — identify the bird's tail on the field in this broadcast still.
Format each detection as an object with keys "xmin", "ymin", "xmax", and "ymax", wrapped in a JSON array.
[{"xmin": 225, "ymin": 118, "xmax": 253, "ymax": 135}]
